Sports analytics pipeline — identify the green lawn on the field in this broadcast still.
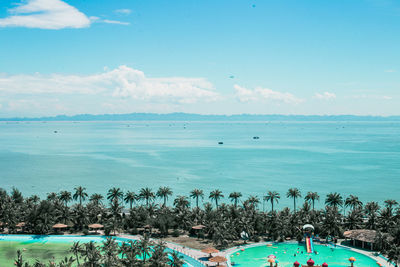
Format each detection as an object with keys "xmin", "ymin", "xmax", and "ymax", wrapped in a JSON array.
[{"xmin": 0, "ymin": 241, "xmax": 75, "ymax": 266}]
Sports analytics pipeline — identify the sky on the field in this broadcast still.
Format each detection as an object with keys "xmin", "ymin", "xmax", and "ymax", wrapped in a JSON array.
[{"xmin": 0, "ymin": 0, "xmax": 399, "ymax": 117}]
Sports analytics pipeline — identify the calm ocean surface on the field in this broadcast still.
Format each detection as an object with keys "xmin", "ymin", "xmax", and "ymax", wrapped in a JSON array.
[{"xmin": 0, "ymin": 121, "xmax": 399, "ymax": 209}]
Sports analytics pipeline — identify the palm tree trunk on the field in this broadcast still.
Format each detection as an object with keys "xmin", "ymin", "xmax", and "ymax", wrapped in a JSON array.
[
  {"xmin": 164, "ymin": 197, "xmax": 167, "ymax": 207},
  {"xmin": 294, "ymin": 198, "xmax": 296, "ymax": 211},
  {"xmin": 196, "ymin": 197, "xmax": 199, "ymax": 208}
]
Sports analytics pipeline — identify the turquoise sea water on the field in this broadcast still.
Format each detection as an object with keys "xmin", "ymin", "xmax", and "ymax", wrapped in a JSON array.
[
  {"xmin": 0, "ymin": 121, "xmax": 399, "ymax": 209},
  {"xmin": 228, "ymin": 243, "xmax": 379, "ymax": 267}
]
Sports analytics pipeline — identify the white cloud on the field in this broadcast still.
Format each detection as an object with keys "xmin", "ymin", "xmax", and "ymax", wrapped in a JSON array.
[
  {"xmin": 102, "ymin": 19, "xmax": 130, "ymax": 26},
  {"xmin": 89, "ymin": 16, "xmax": 129, "ymax": 26},
  {"xmin": 385, "ymin": 69, "xmax": 396, "ymax": 73},
  {"xmin": 234, "ymin": 84, "xmax": 303, "ymax": 104},
  {"xmin": 313, "ymin": 92, "xmax": 336, "ymax": 100},
  {"xmin": 0, "ymin": 65, "xmax": 220, "ymax": 104},
  {"xmin": 115, "ymin": 9, "xmax": 132, "ymax": 15},
  {"xmin": 0, "ymin": 0, "xmax": 91, "ymax": 29},
  {"xmin": 349, "ymin": 94, "xmax": 393, "ymax": 100},
  {"xmin": 0, "ymin": 0, "xmax": 129, "ymax": 29}
]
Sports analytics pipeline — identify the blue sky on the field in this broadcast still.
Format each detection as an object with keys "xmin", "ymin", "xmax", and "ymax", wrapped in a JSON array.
[{"xmin": 0, "ymin": 0, "xmax": 399, "ymax": 117}]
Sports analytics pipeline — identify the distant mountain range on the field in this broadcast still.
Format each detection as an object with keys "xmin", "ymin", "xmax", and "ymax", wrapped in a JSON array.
[{"xmin": 1, "ymin": 113, "xmax": 400, "ymax": 121}]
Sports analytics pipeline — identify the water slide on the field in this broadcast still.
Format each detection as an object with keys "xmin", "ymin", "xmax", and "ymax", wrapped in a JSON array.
[{"xmin": 306, "ymin": 236, "xmax": 314, "ymax": 253}]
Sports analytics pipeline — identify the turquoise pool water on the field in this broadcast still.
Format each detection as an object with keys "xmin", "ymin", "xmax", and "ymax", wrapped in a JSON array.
[
  {"xmin": 228, "ymin": 243, "xmax": 380, "ymax": 267},
  {"xmin": 0, "ymin": 235, "xmax": 202, "ymax": 267}
]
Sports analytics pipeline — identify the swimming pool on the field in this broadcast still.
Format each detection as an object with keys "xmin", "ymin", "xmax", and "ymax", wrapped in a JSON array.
[
  {"xmin": 227, "ymin": 242, "xmax": 382, "ymax": 267},
  {"xmin": 0, "ymin": 235, "xmax": 203, "ymax": 267}
]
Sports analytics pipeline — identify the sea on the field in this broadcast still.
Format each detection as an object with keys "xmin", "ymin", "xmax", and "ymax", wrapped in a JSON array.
[{"xmin": 0, "ymin": 120, "xmax": 399, "ymax": 210}]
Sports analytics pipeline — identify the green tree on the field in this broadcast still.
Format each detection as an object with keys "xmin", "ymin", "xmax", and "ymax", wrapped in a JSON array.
[
  {"xmin": 287, "ymin": 188, "xmax": 301, "ymax": 211},
  {"xmin": 139, "ymin": 187, "xmax": 155, "ymax": 207},
  {"xmin": 304, "ymin": 192, "xmax": 320, "ymax": 210},
  {"xmin": 190, "ymin": 189, "xmax": 204, "ymax": 208},
  {"xmin": 264, "ymin": 191, "xmax": 280, "ymax": 212},
  {"xmin": 124, "ymin": 191, "xmax": 137, "ymax": 209},
  {"xmin": 209, "ymin": 190, "xmax": 224, "ymax": 209},
  {"xmin": 107, "ymin": 187, "xmax": 123, "ymax": 203},
  {"xmin": 73, "ymin": 186, "xmax": 88, "ymax": 206},
  {"xmin": 229, "ymin": 192, "xmax": 242, "ymax": 208},
  {"xmin": 325, "ymin": 192, "xmax": 343, "ymax": 210},
  {"xmin": 157, "ymin": 186, "xmax": 173, "ymax": 207}
]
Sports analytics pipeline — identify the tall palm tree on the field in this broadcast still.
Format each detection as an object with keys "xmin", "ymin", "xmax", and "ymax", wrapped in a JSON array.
[
  {"xmin": 264, "ymin": 191, "xmax": 280, "ymax": 212},
  {"xmin": 124, "ymin": 191, "xmax": 137, "ymax": 209},
  {"xmin": 59, "ymin": 191, "xmax": 72, "ymax": 207},
  {"xmin": 107, "ymin": 187, "xmax": 123, "ymax": 203},
  {"xmin": 190, "ymin": 189, "xmax": 204, "ymax": 208},
  {"xmin": 304, "ymin": 192, "xmax": 320, "ymax": 210},
  {"xmin": 139, "ymin": 187, "xmax": 155, "ymax": 207},
  {"xmin": 286, "ymin": 188, "xmax": 301, "ymax": 211},
  {"xmin": 73, "ymin": 186, "xmax": 88, "ymax": 206},
  {"xmin": 209, "ymin": 189, "xmax": 224, "ymax": 209},
  {"xmin": 229, "ymin": 192, "xmax": 242, "ymax": 208},
  {"xmin": 345, "ymin": 195, "xmax": 363, "ymax": 211},
  {"xmin": 156, "ymin": 186, "xmax": 173, "ymax": 207},
  {"xmin": 325, "ymin": 192, "xmax": 343, "ymax": 210}
]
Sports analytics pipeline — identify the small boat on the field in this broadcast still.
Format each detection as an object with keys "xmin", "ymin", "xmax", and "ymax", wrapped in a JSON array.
[
  {"xmin": 253, "ymin": 136, "xmax": 259, "ymax": 139},
  {"xmin": 54, "ymin": 131, "xmax": 58, "ymax": 133},
  {"xmin": 218, "ymin": 141, "xmax": 224, "ymax": 145}
]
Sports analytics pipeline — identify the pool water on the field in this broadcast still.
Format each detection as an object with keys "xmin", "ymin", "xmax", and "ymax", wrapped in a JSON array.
[
  {"xmin": 0, "ymin": 235, "xmax": 198, "ymax": 267},
  {"xmin": 229, "ymin": 243, "xmax": 380, "ymax": 267}
]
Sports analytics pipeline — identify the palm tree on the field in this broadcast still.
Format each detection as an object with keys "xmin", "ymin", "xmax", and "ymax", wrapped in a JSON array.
[
  {"xmin": 137, "ymin": 235, "xmax": 152, "ymax": 264},
  {"xmin": 124, "ymin": 191, "xmax": 137, "ymax": 209},
  {"xmin": 209, "ymin": 189, "xmax": 224, "ymax": 209},
  {"xmin": 73, "ymin": 186, "xmax": 88, "ymax": 206},
  {"xmin": 286, "ymin": 188, "xmax": 301, "ymax": 211},
  {"xmin": 247, "ymin": 195, "xmax": 260, "ymax": 209},
  {"xmin": 264, "ymin": 191, "xmax": 280, "ymax": 212},
  {"xmin": 70, "ymin": 241, "xmax": 81, "ymax": 266},
  {"xmin": 325, "ymin": 192, "xmax": 343, "ymax": 210},
  {"xmin": 156, "ymin": 186, "xmax": 173, "ymax": 207},
  {"xmin": 89, "ymin": 193, "xmax": 103, "ymax": 206},
  {"xmin": 107, "ymin": 187, "xmax": 123, "ymax": 203},
  {"xmin": 345, "ymin": 195, "xmax": 363, "ymax": 211},
  {"xmin": 139, "ymin": 187, "xmax": 155, "ymax": 207},
  {"xmin": 229, "ymin": 192, "xmax": 242, "ymax": 208},
  {"xmin": 58, "ymin": 191, "xmax": 72, "ymax": 207},
  {"xmin": 168, "ymin": 251, "xmax": 185, "ymax": 267},
  {"xmin": 384, "ymin": 199, "xmax": 398, "ymax": 216},
  {"xmin": 304, "ymin": 192, "xmax": 320, "ymax": 210},
  {"xmin": 174, "ymin": 196, "xmax": 190, "ymax": 210},
  {"xmin": 364, "ymin": 201, "xmax": 380, "ymax": 230},
  {"xmin": 190, "ymin": 189, "xmax": 204, "ymax": 208}
]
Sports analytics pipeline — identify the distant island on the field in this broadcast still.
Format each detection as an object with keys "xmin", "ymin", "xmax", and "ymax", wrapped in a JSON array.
[
  {"xmin": 1, "ymin": 112, "xmax": 400, "ymax": 121},
  {"xmin": 1, "ymin": 112, "xmax": 400, "ymax": 122}
]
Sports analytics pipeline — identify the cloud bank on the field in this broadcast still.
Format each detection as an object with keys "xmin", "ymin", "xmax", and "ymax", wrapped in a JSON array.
[{"xmin": 0, "ymin": 65, "xmax": 219, "ymax": 104}]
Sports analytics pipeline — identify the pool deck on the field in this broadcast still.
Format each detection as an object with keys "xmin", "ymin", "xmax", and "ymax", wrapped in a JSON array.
[{"xmin": 222, "ymin": 241, "xmax": 395, "ymax": 267}]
